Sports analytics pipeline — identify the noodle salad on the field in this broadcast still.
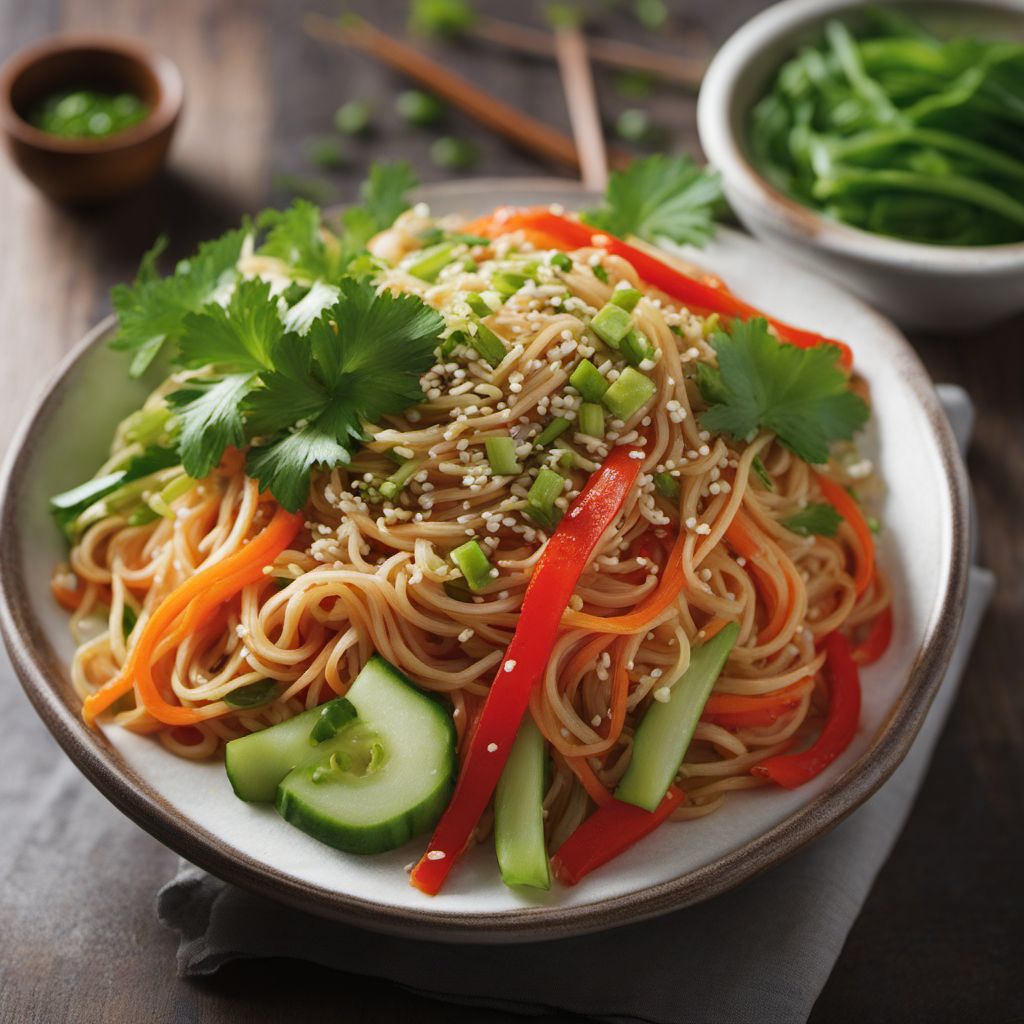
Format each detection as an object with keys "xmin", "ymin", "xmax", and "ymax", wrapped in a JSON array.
[{"xmin": 49, "ymin": 159, "xmax": 891, "ymax": 893}]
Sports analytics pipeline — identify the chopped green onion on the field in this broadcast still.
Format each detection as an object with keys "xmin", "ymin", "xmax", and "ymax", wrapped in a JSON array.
[
  {"xmin": 591, "ymin": 302, "xmax": 633, "ymax": 348},
  {"xmin": 308, "ymin": 136, "xmax": 346, "ymax": 170},
  {"xmin": 602, "ymin": 367, "xmax": 657, "ymax": 420},
  {"xmin": 224, "ymin": 679, "xmax": 281, "ymax": 709},
  {"xmin": 450, "ymin": 539, "xmax": 495, "ymax": 591},
  {"xmin": 395, "ymin": 89, "xmax": 444, "ymax": 125},
  {"xmin": 430, "ymin": 136, "xmax": 479, "ymax": 170},
  {"xmin": 555, "ymin": 449, "xmax": 575, "ymax": 472},
  {"xmin": 468, "ymin": 318, "xmax": 507, "ymax": 365},
  {"xmin": 592, "ymin": 264, "xmax": 609, "ymax": 283},
  {"xmin": 568, "ymin": 358, "xmax": 608, "ymax": 401},
  {"xmin": 121, "ymin": 406, "xmax": 173, "ymax": 446},
  {"xmin": 334, "ymin": 100, "xmax": 372, "ymax": 136},
  {"xmin": 147, "ymin": 474, "xmax": 195, "ymax": 519},
  {"xmin": 751, "ymin": 455, "xmax": 774, "ymax": 491},
  {"xmin": 653, "ymin": 472, "xmax": 679, "ymax": 500},
  {"xmin": 128, "ymin": 504, "xmax": 160, "ymax": 527},
  {"xmin": 380, "ymin": 457, "xmax": 425, "ymax": 501},
  {"xmin": 578, "ymin": 403, "xmax": 606, "ymax": 438},
  {"xmin": 615, "ymin": 108, "xmax": 658, "ymax": 145},
  {"xmin": 702, "ymin": 312, "xmax": 720, "ymax": 337},
  {"xmin": 122, "ymin": 604, "xmax": 138, "ymax": 640},
  {"xmin": 550, "ymin": 252, "xmax": 572, "ymax": 271},
  {"xmin": 491, "ymin": 271, "xmax": 528, "ymax": 297},
  {"xmin": 405, "ymin": 241, "xmax": 459, "ymax": 282},
  {"xmin": 611, "ymin": 287, "xmax": 642, "ymax": 312},
  {"xmin": 465, "ymin": 292, "xmax": 493, "ymax": 317},
  {"xmin": 620, "ymin": 330, "xmax": 652, "ymax": 367},
  {"xmin": 485, "ymin": 436, "xmax": 521, "ymax": 476},
  {"xmin": 533, "ymin": 417, "xmax": 571, "ymax": 448},
  {"xmin": 443, "ymin": 579, "xmax": 474, "ymax": 603},
  {"xmin": 525, "ymin": 467, "xmax": 564, "ymax": 530}
]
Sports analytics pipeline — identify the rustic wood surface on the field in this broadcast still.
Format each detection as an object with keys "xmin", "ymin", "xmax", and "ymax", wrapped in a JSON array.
[{"xmin": 1, "ymin": 1, "xmax": 1021, "ymax": 1022}]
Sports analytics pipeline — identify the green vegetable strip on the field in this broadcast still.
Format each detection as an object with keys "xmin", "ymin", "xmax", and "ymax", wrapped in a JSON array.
[
  {"xmin": 533, "ymin": 417, "xmax": 571, "ymax": 448},
  {"xmin": 653, "ymin": 472, "xmax": 679, "ymax": 500},
  {"xmin": 591, "ymin": 303, "xmax": 633, "ymax": 348},
  {"xmin": 468, "ymin": 318, "xmax": 508, "ymax": 365},
  {"xmin": 577, "ymin": 403, "xmax": 605, "ymax": 438},
  {"xmin": 568, "ymin": 359, "xmax": 608, "ymax": 402},
  {"xmin": 611, "ymin": 286, "xmax": 642, "ymax": 311},
  {"xmin": 450, "ymin": 539, "xmax": 495, "ymax": 592},
  {"xmin": 525, "ymin": 468, "xmax": 564, "ymax": 529},
  {"xmin": 465, "ymin": 292, "xmax": 493, "ymax": 317},
  {"xmin": 602, "ymin": 368, "xmax": 656, "ymax": 420},
  {"xmin": 405, "ymin": 241, "xmax": 460, "ymax": 282},
  {"xmin": 380, "ymin": 457, "xmax": 425, "ymax": 500}
]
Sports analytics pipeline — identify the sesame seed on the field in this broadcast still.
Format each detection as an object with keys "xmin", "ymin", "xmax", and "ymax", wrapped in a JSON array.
[
  {"xmin": 504, "ymin": 659, "xmax": 517, "ymax": 672},
  {"xmin": 487, "ymin": 742, "xmax": 498, "ymax": 753},
  {"xmin": 426, "ymin": 850, "xmax": 446, "ymax": 861}
]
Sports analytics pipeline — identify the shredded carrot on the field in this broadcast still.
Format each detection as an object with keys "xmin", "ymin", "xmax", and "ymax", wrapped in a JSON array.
[
  {"xmin": 563, "ymin": 751, "xmax": 614, "ymax": 806},
  {"xmin": 702, "ymin": 677, "xmax": 813, "ymax": 729},
  {"xmin": 814, "ymin": 472, "xmax": 874, "ymax": 598},
  {"xmin": 83, "ymin": 506, "xmax": 304, "ymax": 726},
  {"xmin": 701, "ymin": 617, "xmax": 731, "ymax": 641}
]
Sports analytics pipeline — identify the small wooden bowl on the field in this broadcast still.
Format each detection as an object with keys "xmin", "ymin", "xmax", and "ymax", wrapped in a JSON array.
[{"xmin": 0, "ymin": 34, "xmax": 183, "ymax": 204}]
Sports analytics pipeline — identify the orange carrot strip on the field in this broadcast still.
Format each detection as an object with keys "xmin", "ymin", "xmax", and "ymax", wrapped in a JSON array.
[
  {"xmin": 83, "ymin": 506, "xmax": 304, "ymax": 726},
  {"xmin": 814, "ymin": 473, "xmax": 874, "ymax": 597}
]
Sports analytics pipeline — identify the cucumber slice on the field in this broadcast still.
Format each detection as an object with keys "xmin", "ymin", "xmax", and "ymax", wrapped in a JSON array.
[
  {"xmin": 276, "ymin": 656, "xmax": 456, "ymax": 855},
  {"xmin": 225, "ymin": 698, "xmax": 356, "ymax": 802},
  {"xmin": 494, "ymin": 716, "xmax": 551, "ymax": 890},
  {"xmin": 615, "ymin": 622, "xmax": 740, "ymax": 811}
]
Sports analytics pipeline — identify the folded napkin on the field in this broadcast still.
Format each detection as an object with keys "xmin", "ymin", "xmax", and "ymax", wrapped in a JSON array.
[{"xmin": 158, "ymin": 387, "xmax": 991, "ymax": 1024}]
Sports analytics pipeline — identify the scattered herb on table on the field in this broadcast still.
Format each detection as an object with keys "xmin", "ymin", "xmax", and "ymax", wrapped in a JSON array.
[{"xmin": 430, "ymin": 136, "xmax": 480, "ymax": 170}]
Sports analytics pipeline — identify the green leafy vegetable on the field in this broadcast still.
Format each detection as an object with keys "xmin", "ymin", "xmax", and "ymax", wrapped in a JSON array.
[
  {"xmin": 696, "ymin": 318, "xmax": 869, "ymax": 465},
  {"xmin": 110, "ymin": 226, "xmax": 249, "ymax": 376},
  {"xmin": 408, "ymin": 0, "xmax": 473, "ymax": 36},
  {"xmin": 583, "ymin": 154, "xmax": 723, "ymax": 248},
  {"xmin": 783, "ymin": 503, "xmax": 844, "ymax": 538},
  {"xmin": 360, "ymin": 161, "xmax": 418, "ymax": 235},
  {"xmin": 751, "ymin": 455, "xmax": 774, "ymax": 491},
  {"xmin": 244, "ymin": 279, "xmax": 443, "ymax": 511}
]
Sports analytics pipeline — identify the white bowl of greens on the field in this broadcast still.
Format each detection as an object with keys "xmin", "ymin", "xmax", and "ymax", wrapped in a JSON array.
[{"xmin": 698, "ymin": 0, "xmax": 1024, "ymax": 332}]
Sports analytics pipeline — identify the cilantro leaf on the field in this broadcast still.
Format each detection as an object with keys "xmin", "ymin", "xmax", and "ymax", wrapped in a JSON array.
[
  {"xmin": 166, "ymin": 374, "xmax": 254, "ymax": 479},
  {"xmin": 751, "ymin": 455, "xmax": 774, "ymax": 491},
  {"xmin": 245, "ymin": 278, "xmax": 443, "ymax": 510},
  {"xmin": 697, "ymin": 318, "xmax": 869, "ymax": 465},
  {"xmin": 783, "ymin": 503, "xmax": 843, "ymax": 537},
  {"xmin": 110, "ymin": 226, "xmax": 249, "ymax": 377},
  {"xmin": 257, "ymin": 200, "xmax": 343, "ymax": 281},
  {"xmin": 582, "ymin": 154, "xmax": 722, "ymax": 248},
  {"xmin": 360, "ymin": 160, "xmax": 418, "ymax": 232},
  {"xmin": 177, "ymin": 278, "xmax": 281, "ymax": 371}
]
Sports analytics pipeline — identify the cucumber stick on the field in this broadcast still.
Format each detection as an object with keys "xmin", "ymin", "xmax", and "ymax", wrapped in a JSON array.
[
  {"xmin": 615, "ymin": 622, "xmax": 740, "ymax": 812},
  {"xmin": 494, "ymin": 716, "xmax": 551, "ymax": 890},
  {"xmin": 276, "ymin": 656, "xmax": 456, "ymax": 855},
  {"xmin": 225, "ymin": 698, "xmax": 356, "ymax": 802}
]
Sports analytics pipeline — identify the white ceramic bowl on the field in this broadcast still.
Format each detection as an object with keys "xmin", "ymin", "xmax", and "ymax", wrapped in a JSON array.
[
  {"xmin": 0, "ymin": 179, "xmax": 970, "ymax": 941},
  {"xmin": 698, "ymin": 0, "xmax": 1024, "ymax": 333}
]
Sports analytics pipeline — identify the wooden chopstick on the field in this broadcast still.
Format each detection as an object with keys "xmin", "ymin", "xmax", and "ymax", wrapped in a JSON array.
[
  {"xmin": 301, "ymin": 13, "xmax": 632, "ymax": 175},
  {"xmin": 471, "ymin": 16, "xmax": 706, "ymax": 92},
  {"xmin": 554, "ymin": 25, "xmax": 609, "ymax": 192}
]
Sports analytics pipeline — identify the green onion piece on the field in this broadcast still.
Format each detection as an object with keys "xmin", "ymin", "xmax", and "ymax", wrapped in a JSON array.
[
  {"xmin": 430, "ymin": 136, "xmax": 479, "ymax": 169},
  {"xmin": 568, "ymin": 358, "xmax": 608, "ymax": 401},
  {"xmin": 147, "ymin": 474, "xmax": 195, "ymax": 519},
  {"xmin": 395, "ymin": 89, "xmax": 444, "ymax": 125},
  {"xmin": 128, "ymin": 504, "xmax": 160, "ymax": 527},
  {"xmin": 611, "ymin": 287, "xmax": 642, "ymax": 312},
  {"xmin": 485, "ymin": 436, "xmax": 521, "ymax": 476},
  {"xmin": 333, "ymin": 100, "xmax": 372, "ymax": 136},
  {"xmin": 273, "ymin": 577, "xmax": 293, "ymax": 590},
  {"xmin": 405, "ymin": 241, "xmax": 459, "ymax": 282},
  {"xmin": 224, "ymin": 679, "xmax": 281, "ymax": 709},
  {"xmin": 491, "ymin": 271, "xmax": 528, "ymax": 297},
  {"xmin": 653, "ymin": 472, "xmax": 680, "ymax": 500},
  {"xmin": 578, "ymin": 403, "xmax": 606, "ymax": 438},
  {"xmin": 533, "ymin": 417, "xmax": 571, "ymax": 448},
  {"xmin": 525, "ymin": 468, "xmax": 564, "ymax": 530},
  {"xmin": 550, "ymin": 252, "xmax": 572, "ymax": 271},
  {"xmin": 121, "ymin": 406, "xmax": 173, "ymax": 446},
  {"xmin": 309, "ymin": 698, "xmax": 358, "ymax": 743},
  {"xmin": 602, "ymin": 367, "xmax": 657, "ymax": 420},
  {"xmin": 592, "ymin": 264, "xmax": 609, "ymax": 283},
  {"xmin": 380, "ymin": 457, "xmax": 425, "ymax": 501},
  {"xmin": 468, "ymin": 318, "xmax": 508, "ymax": 365},
  {"xmin": 702, "ymin": 312, "xmax": 720, "ymax": 337},
  {"xmin": 751, "ymin": 455, "xmax": 774, "ymax": 491},
  {"xmin": 591, "ymin": 302, "xmax": 633, "ymax": 348},
  {"xmin": 555, "ymin": 449, "xmax": 575, "ymax": 472},
  {"xmin": 122, "ymin": 604, "xmax": 138, "ymax": 640},
  {"xmin": 451, "ymin": 539, "xmax": 495, "ymax": 592},
  {"xmin": 443, "ymin": 579, "xmax": 474, "ymax": 603},
  {"xmin": 465, "ymin": 292, "xmax": 492, "ymax": 317},
  {"xmin": 620, "ymin": 330, "xmax": 652, "ymax": 367}
]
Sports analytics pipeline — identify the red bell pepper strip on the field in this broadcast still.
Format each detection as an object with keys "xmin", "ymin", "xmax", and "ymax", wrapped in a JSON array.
[
  {"xmin": 853, "ymin": 606, "xmax": 893, "ymax": 666},
  {"xmin": 750, "ymin": 632, "xmax": 861, "ymax": 789},
  {"xmin": 550, "ymin": 786, "xmax": 685, "ymax": 886},
  {"xmin": 409, "ymin": 444, "xmax": 645, "ymax": 896},
  {"xmin": 480, "ymin": 208, "xmax": 853, "ymax": 369},
  {"xmin": 813, "ymin": 472, "xmax": 875, "ymax": 598}
]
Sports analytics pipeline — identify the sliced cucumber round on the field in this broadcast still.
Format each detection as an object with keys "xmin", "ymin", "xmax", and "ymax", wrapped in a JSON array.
[{"xmin": 276, "ymin": 656, "xmax": 456, "ymax": 855}]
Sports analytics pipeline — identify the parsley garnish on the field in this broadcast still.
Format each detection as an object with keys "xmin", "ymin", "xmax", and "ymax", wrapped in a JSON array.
[
  {"xmin": 697, "ymin": 318, "xmax": 869, "ymax": 465},
  {"xmin": 110, "ymin": 225, "xmax": 249, "ymax": 377},
  {"xmin": 783, "ymin": 503, "xmax": 843, "ymax": 537},
  {"xmin": 583, "ymin": 154, "xmax": 722, "ymax": 248},
  {"xmin": 244, "ymin": 279, "xmax": 443, "ymax": 510}
]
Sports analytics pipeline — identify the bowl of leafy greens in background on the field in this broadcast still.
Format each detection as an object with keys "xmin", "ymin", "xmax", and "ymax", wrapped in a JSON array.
[{"xmin": 698, "ymin": 0, "xmax": 1024, "ymax": 333}]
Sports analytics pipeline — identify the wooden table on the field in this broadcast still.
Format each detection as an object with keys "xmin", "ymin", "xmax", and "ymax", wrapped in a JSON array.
[{"xmin": 1, "ymin": 1, "xmax": 1021, "ymax": 1021}]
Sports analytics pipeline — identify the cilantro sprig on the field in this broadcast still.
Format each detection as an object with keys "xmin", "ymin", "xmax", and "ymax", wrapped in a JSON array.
[
  {"xmin": 583, "ymin": 154, "xmax": 723, "ymax": 248},
  {"xmin": 697, "ymin": 318, "xmax": 869, "ymax": 465},
  {"xmin": 782, "ymin": 503, "xmax": 843, "ymax": 538}
]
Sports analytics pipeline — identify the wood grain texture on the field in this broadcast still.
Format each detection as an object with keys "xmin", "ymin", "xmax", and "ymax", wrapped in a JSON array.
[{"xmin": 0, "ymin": 1, "xmax": 1021, "ymax": 1023}]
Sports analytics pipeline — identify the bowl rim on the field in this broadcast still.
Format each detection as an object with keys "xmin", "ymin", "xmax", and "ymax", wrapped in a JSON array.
[
  {"xmin": 0, "ymin": 32, "xmax": 183, "ymax": 154},
  {"xmin": 697, "ymin": 0, "xmax": 1024, "ymax": 272},
  {"xmin": 0, "ymin": 178, "xmax": 972, "ymax": 941}
]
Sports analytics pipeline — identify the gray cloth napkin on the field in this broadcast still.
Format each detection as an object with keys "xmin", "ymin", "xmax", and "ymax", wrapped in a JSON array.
[{"xmin": 157, "ymin": 387, "xmax": 992, "ymax": 1024}]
